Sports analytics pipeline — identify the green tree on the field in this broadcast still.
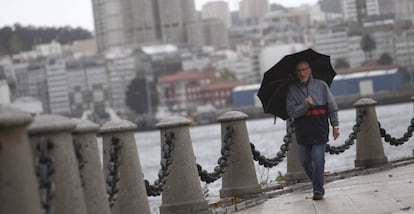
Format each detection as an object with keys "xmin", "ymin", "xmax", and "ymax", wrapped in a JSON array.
[
  {"xmin": 334, "ymin": 58, "xmax": 350, "ymax": 69},
  {"xmin": 360, "ymin": 33, "xmax": 377, "ymax": 61},
  {"xmin": 125, "ymin": 77, "xmax": 158, "ymax": 115},
  {"xmin": 220, "ymin": 68, "xmax": 236, "ymax": 81},
  {"xmin": 378, "ymin": 53, "xmax": 393, "ymax": 65},
  {"xmin": 9, "ymin": 33, "xmax": 23, "ymax": 55},
  {"xmin": 0, "ymin": 26, "xmax": 14, "ymax": 55},
  {"xmin": 0, "ymin": 24, "xmax": 92, "ymax": 56}
]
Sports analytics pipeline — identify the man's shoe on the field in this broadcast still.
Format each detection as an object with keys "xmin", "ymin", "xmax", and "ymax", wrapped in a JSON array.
[{"xmin": 312, "ymin": 192, "xmax": 324, "ymax": 200}]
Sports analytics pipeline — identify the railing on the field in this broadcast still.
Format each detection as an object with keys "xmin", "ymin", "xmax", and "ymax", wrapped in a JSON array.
[{"xmin": 1, "ymin": 97, "xmax": 414, "ymax": 214}]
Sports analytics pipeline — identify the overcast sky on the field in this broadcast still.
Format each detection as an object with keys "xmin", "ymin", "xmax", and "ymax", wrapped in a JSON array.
[{"xmin": 0, "ymin": 0, "xmax": 317, "ymax": 31}]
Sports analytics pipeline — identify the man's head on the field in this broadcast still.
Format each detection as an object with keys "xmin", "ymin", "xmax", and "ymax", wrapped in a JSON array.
[{"xmin": 295, "ymin": 60, "xmax": 312, "ymax": 84}]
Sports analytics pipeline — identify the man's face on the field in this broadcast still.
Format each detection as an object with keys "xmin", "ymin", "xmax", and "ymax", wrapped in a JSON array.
[{"xmin": 295, "ymin": 61, "xmax": 311, "ymax": 83}]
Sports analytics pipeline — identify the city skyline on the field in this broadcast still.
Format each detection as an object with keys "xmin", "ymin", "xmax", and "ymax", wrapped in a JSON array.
[{"xmin": 0, "ymin": 0, "xmax": 318, "ymax": 31}]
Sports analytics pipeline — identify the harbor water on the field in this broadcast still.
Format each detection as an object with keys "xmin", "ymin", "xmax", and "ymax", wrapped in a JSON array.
[{"xmin": 99, "ymin": 102, "xmax": 414, "ymax": 213}]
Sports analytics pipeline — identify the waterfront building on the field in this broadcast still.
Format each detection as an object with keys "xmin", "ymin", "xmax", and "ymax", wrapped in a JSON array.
[
  {"xmin": 66, "ymin": 57, "xmax": 110, "ymax": 118},
  {"xmin": 341, "ymin": 0, "xmax": 380, "ymax": 24},
  {"xmin": 157, "ymin": 71, "xmax": 216, "ymax": 113},
  {"xmin": 13, "ymin": 61, "xmax": 50, "ymax": 113},
  {"xmin": 105, "ymin": 49, "xmax": 137, "ymax": 117},
  {"xmin": 395, "ymin": 30, "xmax": 414, "ymax": 72},
  {"xmin": 46, "ymin": 58, "xmax": 71, "ymax": 116}
]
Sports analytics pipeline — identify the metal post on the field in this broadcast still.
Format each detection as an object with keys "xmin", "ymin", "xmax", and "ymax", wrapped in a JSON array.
[
  {"xmin": 217, "ymin": 111, "xmax": 262, "ymax": 198},
  {"xmin": 0, "ymin": 104, "xmax": 43, "ymax": 214},
  {"xmin": 353, "ymin": 98, "xmax": 388, "ymax": 168}
]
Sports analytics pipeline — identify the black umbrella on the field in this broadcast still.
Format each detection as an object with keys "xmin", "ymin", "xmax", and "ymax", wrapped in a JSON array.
[{"xmin": 257, "ymin": 48, "xmax": 336, "ymax": 120}]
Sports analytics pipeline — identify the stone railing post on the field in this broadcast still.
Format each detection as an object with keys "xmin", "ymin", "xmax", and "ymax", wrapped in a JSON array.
[
  {"xmin": 157, "ymin": 116, "xmax": 210, "ymax": 214},
  {"xmin": 0, "ymin": 105, "xmax": 42, "ymax": 214},
  {"xmin": 353, "ymin": 98, "xmax": 388, "ymax": 168},
  {"xmin": 217, "ymin": 111, "xmax": 262, "ymax": 198},
  {"xmin": 100, "ymin": 119, "xmax": 150, "ymax": 214},
  {"xmin": 28, "ymin": 114, "xmax": 87, "ymax": 214},
  {"xmin": 72, "ymin": 118, "xmax": 111, "ymax": 214},
  {"xmin": 285, "ymin": 120, "xmax": 308, "ymax": 184}
]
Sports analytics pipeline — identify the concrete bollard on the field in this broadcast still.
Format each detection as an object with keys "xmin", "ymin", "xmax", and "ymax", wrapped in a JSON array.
[
  {"xmin": 285, "ymin": 120, "xmax": 308, "ymax": 184},
  {"xmin": 0, "ymin": 105, "xmax": 43, "ymax": 214},
  {"xmin": 100, "ymin": 119, "xmax": 150, "ymax": 214},
  {"xmin": 72, "ymin": 118, "xmax": 111, "ymax": 214},
  {"xmin": 353, "ymin": 98, "xmax": 388, "ymax": 168},
  {"xmin": 217, "ymin": 111, "xmax": 262, "ymax": 198},
  {"xmin": 157, "ymin": 116, "xmax": 210, "ymax": 214},
  {"xmin": 28, "ymin": 114, "xmax": 87, "ymax": 214}
]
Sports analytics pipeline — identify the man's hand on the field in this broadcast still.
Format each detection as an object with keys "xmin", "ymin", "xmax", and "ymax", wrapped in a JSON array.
[
  {"xmin": 305, "ymin": 96, "xmax": 313, "ymax": 108},
  {"xmin": 333, "ymin": 127, "xmax": 340, "ymax": 140}
]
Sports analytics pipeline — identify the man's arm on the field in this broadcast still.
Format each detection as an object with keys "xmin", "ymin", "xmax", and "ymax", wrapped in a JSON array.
[
  {"xmin": 286, "ymin": 86, "xmax": 309, "ymax": 118},
  {"xmin": 325, "ymin": 83, "xmax": 340, "ymax": 140}
]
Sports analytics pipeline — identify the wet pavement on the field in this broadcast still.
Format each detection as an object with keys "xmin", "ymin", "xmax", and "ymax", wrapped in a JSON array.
[{"xmin": 238, "ymin": 163, "xmax": 414, "ymax": 214}]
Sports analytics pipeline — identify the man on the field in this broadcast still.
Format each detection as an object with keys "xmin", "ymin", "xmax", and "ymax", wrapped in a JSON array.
[{"xmin": 286, "ymin": 60, "xmax": 340, "ymax": 200}]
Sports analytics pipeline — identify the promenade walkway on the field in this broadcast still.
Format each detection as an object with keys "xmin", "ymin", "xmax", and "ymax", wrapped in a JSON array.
[{"xmin": 239, "ymin": 162, "xmax": 414, "ymax": 214}]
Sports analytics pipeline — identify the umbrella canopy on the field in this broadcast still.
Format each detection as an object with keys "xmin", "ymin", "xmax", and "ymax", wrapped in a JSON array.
[{"xmin": 257, "ymin": 48, "xmax": 336, "ymax": 120}]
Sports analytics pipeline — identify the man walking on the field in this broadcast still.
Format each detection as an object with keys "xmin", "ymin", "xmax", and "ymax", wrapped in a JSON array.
[{"xmin": 286, "ymin": 60, "xmax": 340, "ymax": 200}]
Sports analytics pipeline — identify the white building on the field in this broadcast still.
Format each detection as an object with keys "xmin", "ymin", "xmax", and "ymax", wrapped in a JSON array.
[
  {"xmin": 0, "ymin": 80, "xmax": 10, "ymax": 104},
  {"xmin": 313, "ymin": 27, "xmax": 349, "ymax": 66},
  {"xmin": 34, "ymin": 40, "xmax": 63, "ymax": 57},
  {"xmin": 106, "ymin": 49, "xmax": 137, "ymax": 116},
  {"xmin": 395, "ymin": 30, "xmax": 414, "ymax": 70},
  {"xmin": 342, "ymin": 0, "xmax": 380, "ymax": 23},
  {"xmin": 13, "ymin": 61, "xmax": 50, "ymax": 113},
  {"xmin": 346, "ymin": 35, "xmax": 365, "ymax": 67},
  {"xmin": 217, "ymin": 57, "xmax": 255, "ymax": 84},
  {"xmin": 46, "ymin": 58, "xmax": 71, "ymax": 115},
  {"xmin": 260, "ymin": 43, "xmax": 306, "ymax": 77},
  {"xmin": 66, "ymin": 57, "xmax": 110, "ymax": 117}
]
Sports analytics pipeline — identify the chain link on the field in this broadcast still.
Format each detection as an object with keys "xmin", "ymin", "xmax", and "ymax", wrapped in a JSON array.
[
  {"xmin": 73, "ymin": 139, "xmax": 85, "ymax": 186},
  {"xmin": 107, "ymin": 137, "xmax": 121, "ymax": 207},
  {"xmin": 144, "ymin": 130, "xmax": 175, "ymax": 196},
  {"xmin": 35, "ymin": 137, "xmax": 55, "ymax": 214},
  {"xmin": 379, "ymin": 117, "xmax": 414, "ymax": 146},
  {"xmin": 326, "ymin": 110, "xmax": 365, "ymax": 154},
  {"xmin": 197, "ymin": 126, "xmax": 234, "ymax": 183},
  {"xmin": 251, "ymin": 120, "xmax": 295, "ymax": 168}
]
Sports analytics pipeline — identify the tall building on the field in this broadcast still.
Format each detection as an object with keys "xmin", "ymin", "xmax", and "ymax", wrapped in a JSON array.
[
  {"xmin": 186, "ymin": 19, "xmax": 229, "ymax": 48},
  {"xmin": 92, "ymin": 0, "xmax": 127, "ymax": 52},
  {"xmin": 157, "ymin": 0, "xmax": 197, "ymax": 43},
  {"xmin": 202, "ymin": 1, "xmax": 231, "ymax": 28},
  {"xmin": 341, "ymin": 0, "xmax": 380, "ymax": 24},
  {"xmin": 239, "ymin": 0, "xmax": 269, "ymax": 19},
  {"xmin": 92, "ymin": 0, "xmax": 197, "ymax": 52},
  {"xmin": 46, "ymin": 58, "xmax": 71, "ymax": 115}
]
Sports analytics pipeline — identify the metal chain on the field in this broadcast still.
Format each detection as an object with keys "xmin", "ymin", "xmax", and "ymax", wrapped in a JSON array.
[
  {"xmin": 73, "ymin": 139, "xmax": 85, "ymax": 186},
  {"xmin": 251, "ymin": 120, "xmax": 295, "ymax": 168},
  {"xmin": 144, "ymin": 130, "xmax": 175, "ymax": 196},
  {"xmin": 379, "ymin": 117, "xmax": 414, "ymax": 146},
  {"xmin": 197, "ymin": 126, "xmax": 234, "ymax": 184},
  {"xmin": 107, "ymin": 137, "xmax": 121, "ymax": 207},
  {"xmin": 326, "ymin": 110, "xmax": 366, "ymax": 154},
  {"xmin": 35, "ymin": 137, "xmax": 55, "ymax": 214}
]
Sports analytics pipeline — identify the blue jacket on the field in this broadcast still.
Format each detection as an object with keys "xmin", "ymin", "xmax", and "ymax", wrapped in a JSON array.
[{"xmin": 286, "ymin": 76, "xmax": 339, "ymax": 144}]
